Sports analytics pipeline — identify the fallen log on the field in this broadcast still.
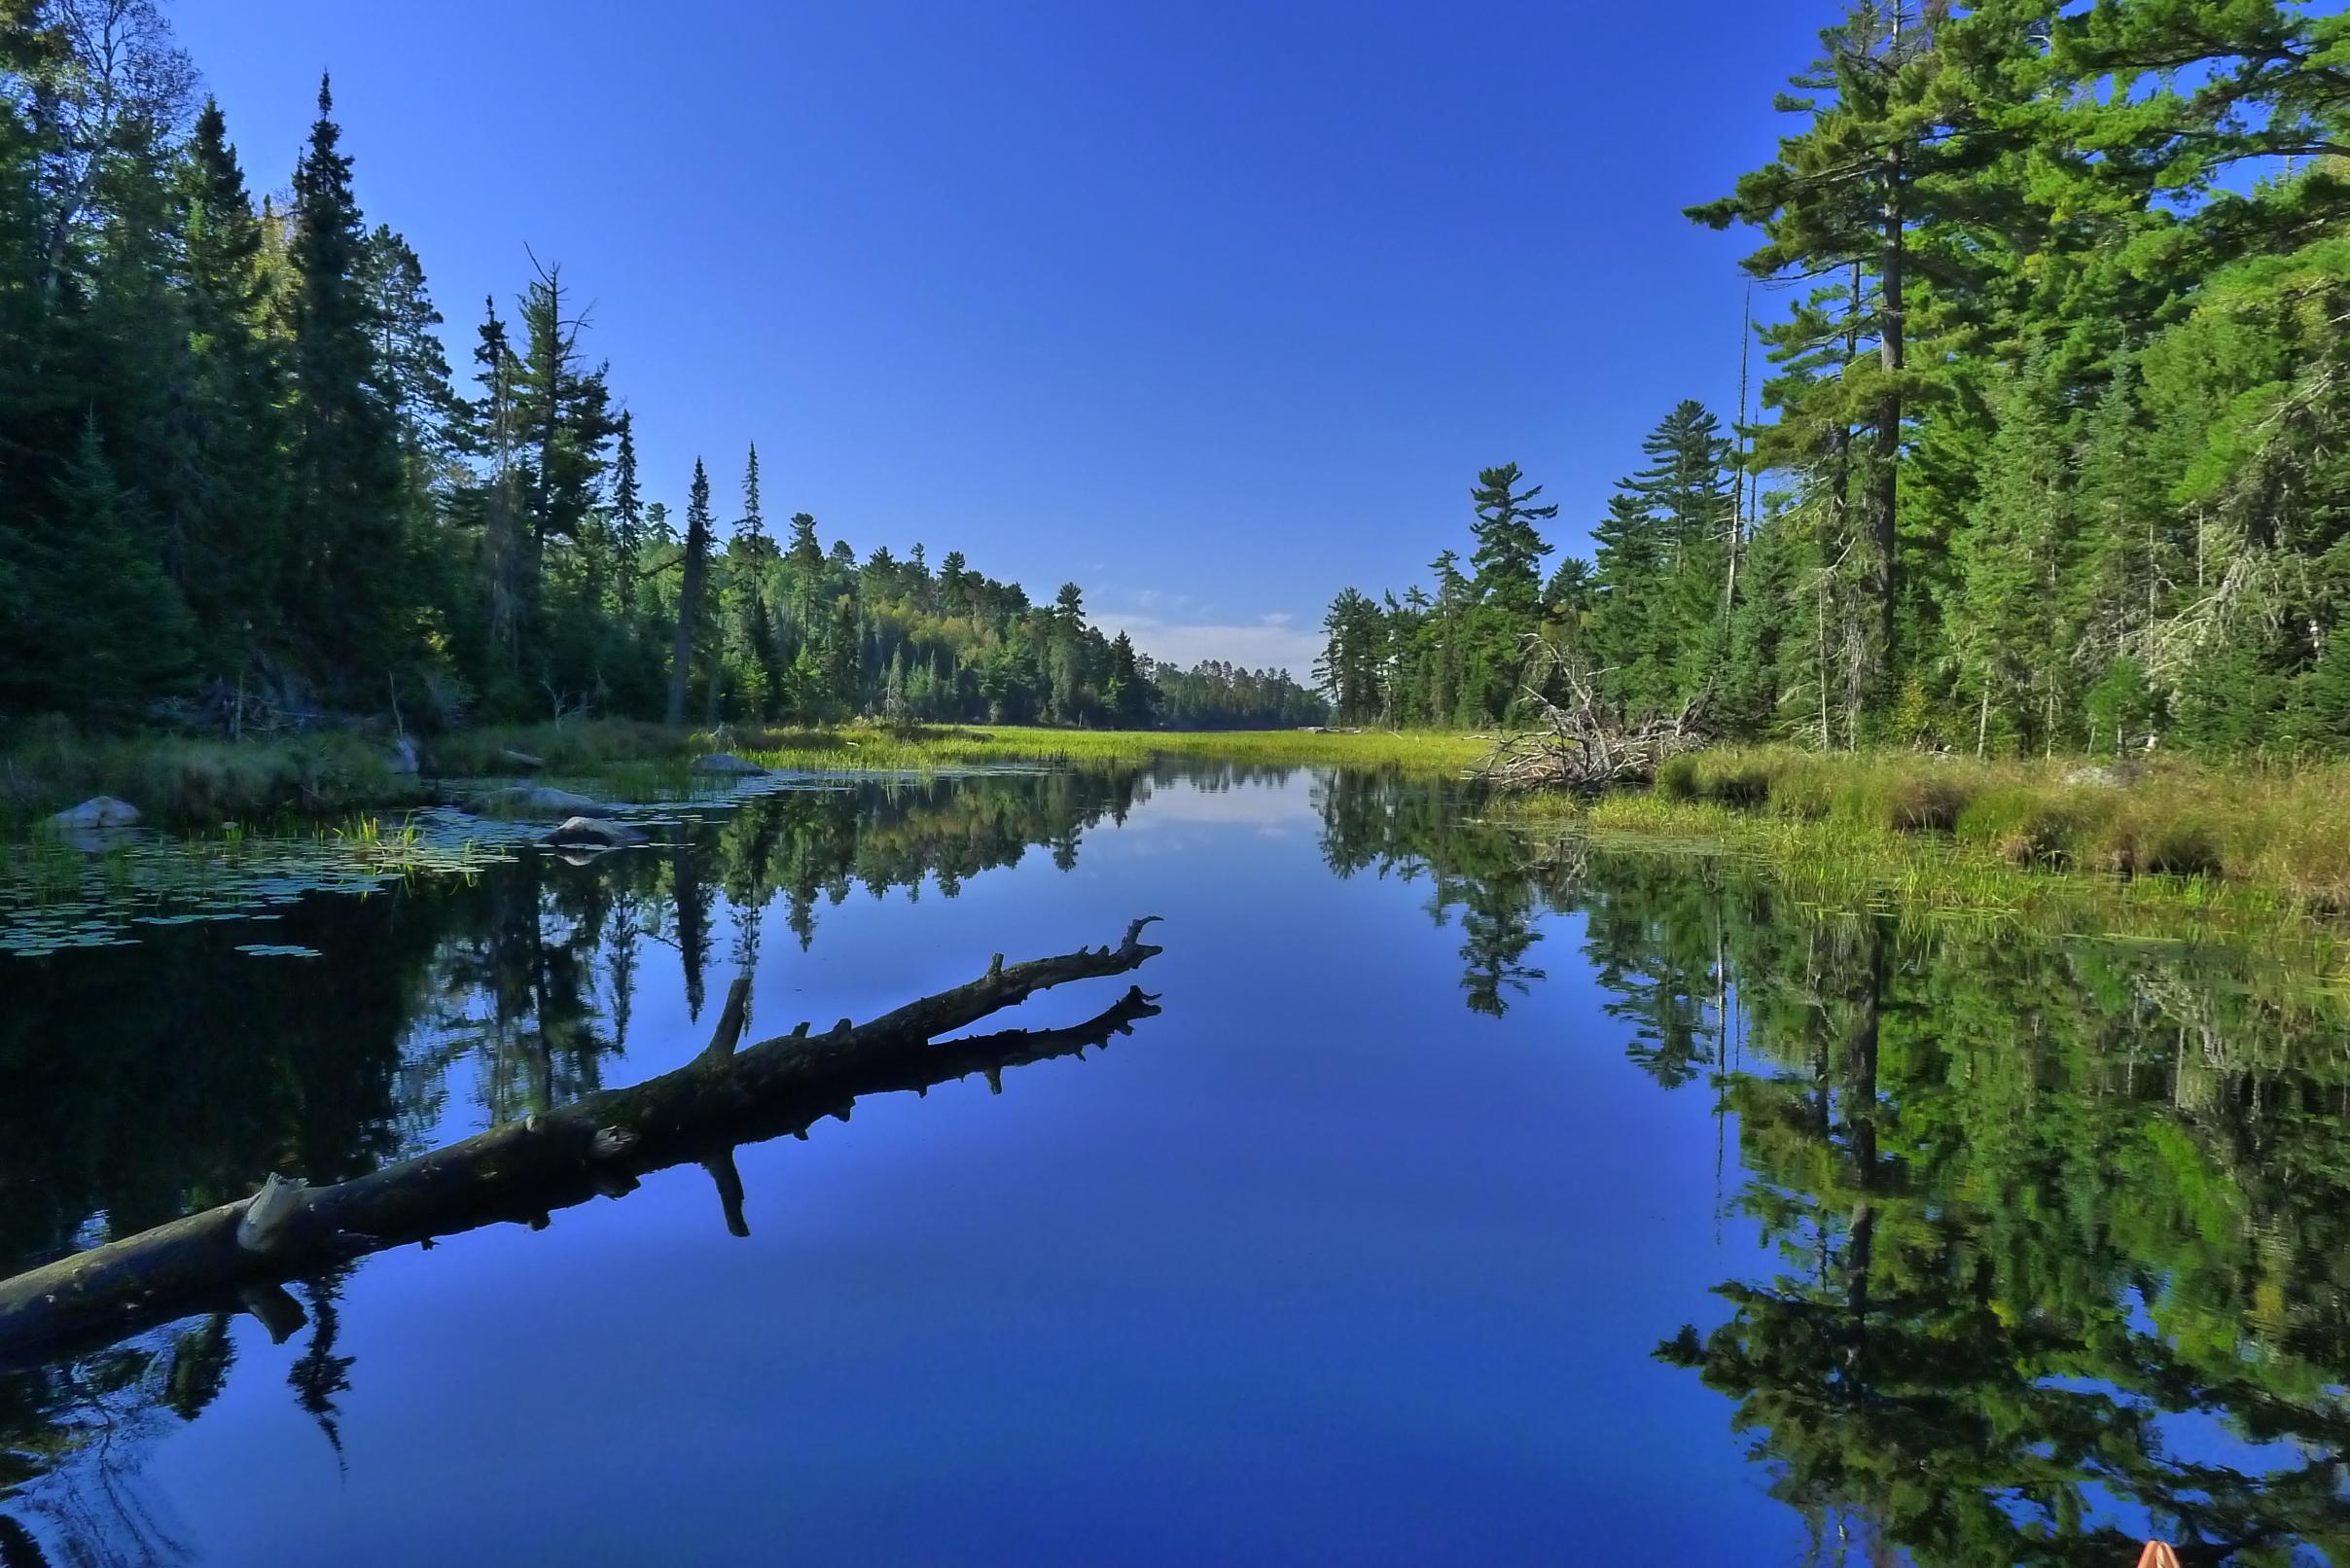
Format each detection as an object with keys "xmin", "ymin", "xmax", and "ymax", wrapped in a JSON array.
[{"xmin": 0, "ymin": 918, "xmax": 1167, "ymax": 1363}]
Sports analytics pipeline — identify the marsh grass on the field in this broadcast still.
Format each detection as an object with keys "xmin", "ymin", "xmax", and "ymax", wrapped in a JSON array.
[
  {"xmin": 415, "ymin": 717, "xmax": 1484, "ymax": 780},
  {"xmin": 730, "ymin": 723, "xmax": 1487, "ymax": 776},
  {"xmin": 1506, "ymin": 757, "xmax": 2350, "ymax": 963},
  {"xmin": 1623, "ymin": 747, "xmax": 2350, "ymax": 909}
]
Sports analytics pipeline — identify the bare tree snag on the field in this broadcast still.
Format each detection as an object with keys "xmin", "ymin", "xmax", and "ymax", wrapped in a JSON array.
[{"xmin": 0, "ymin": 920, "xmax": 1166, "ymax": 1363}]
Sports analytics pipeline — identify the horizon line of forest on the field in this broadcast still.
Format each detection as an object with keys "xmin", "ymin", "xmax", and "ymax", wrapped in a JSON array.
[
  {"xmin": 1320, "ymin": 1, "xmax": 2350, "ymax": 761},
  {"xmin": 0, "ymin": 0, "xmax": 1325, "ymax": 739}
]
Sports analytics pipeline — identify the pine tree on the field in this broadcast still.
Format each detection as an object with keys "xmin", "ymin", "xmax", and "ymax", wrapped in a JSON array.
[
  {"xmin": 359, "ymin": 226, "xmax": 455, "ymax": 468},
  {"xmin": 1316, "ymin": 588, "xmax": 1389, "ymax": 725},
  {"xmin": 1462, "ymin": 464, "xmax": 1557, "ymax": 723},
  {"xmin": 738, "ymin": 442, "xmax": 766, "ymax": 548},
  {"xmin": 784, "ymin": 510, "xmax": 826, "ymax": 624},
  {"xmin": 820, "ymin": 594, "xmax": 861, "ymax": 721},
  {"xmin": 463, "ymin": 298, "xmax": 527, "ymax": 682},
  {"xmin": 284, "ymin": 75, "xmax": 408, "ymax": 687},
  {"xmin": 174, "ymin": 96, "xmax": 285, "ymax": 670},
  {"xmin": 610, "ymin": 411, "xmax": 643, "ymax": 616},
  {"xmin": 1632, "ymin": 401, "xmax": 1734, "ymax": 714},
  {"xmin": 512, "ymin": 256, "xmax": 617, "ymax": 695},
  {"xmin": 1105, "ymin": 630, "xmax": 1153, "ymax": 726},
  {"xmin": 1949, "ymin": 364, "xmax": 2073, "ymax": 756},
  {"xmin": 1467, "ymin": 463, "xmax": 1556, "ymax": 616},
  {"xmin": 665, "ymin": 458, "xmax": 714, "ymax": 727},
  {"xmin": 10, "ymin": 417, "xmax": 195, "ymax": 718}
]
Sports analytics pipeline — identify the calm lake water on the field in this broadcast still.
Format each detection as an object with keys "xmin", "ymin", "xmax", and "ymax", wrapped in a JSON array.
[{"xmin": 3, "ymin": 762, "xmax": 2346, "ymax": 1565}]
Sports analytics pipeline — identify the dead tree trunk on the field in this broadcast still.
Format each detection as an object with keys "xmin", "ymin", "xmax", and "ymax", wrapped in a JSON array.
[{"xmin": 0, "ymin": 920, "xmax": 1167, "ymax": 1363}]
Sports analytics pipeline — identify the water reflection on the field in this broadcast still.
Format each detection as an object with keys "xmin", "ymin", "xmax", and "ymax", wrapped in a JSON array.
[
  {"xmin": 1646, "ymin": 908, "xmax": 2350, "ymax": 1565},
  {"xmin": 0, "ymin": 767, "xmax": 1166, "ymax": 1562},
  {"xmin": 1316, "ymin": 772, "xmax": 2350, "ymax": 1560},
  {"xmin": 3, "ymin": 763, "xmax": 2349, "ymax": 1564}
]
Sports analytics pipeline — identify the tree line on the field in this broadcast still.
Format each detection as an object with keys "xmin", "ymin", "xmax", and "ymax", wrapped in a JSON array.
[
  {"xmin": 0, "ymin": 0, "xmax": 1323, "ymax": 734},
  {"xmin": 1322, "ymin": 1, "xmax": 2350, "ymax": 756}
]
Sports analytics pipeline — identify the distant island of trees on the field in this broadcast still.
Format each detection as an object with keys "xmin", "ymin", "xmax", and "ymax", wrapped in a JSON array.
[{"xmin": 0, "ymin": 1, "xmax": 1324, "ymax": 736}]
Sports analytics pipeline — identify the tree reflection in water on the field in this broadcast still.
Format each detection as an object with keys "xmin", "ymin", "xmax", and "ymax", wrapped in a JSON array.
[
  {"xmin": 1316, "ymin": 769, "xmax": 2350, "ymax": 1562},
  {"xmin": 3, "ymin": 764, "xmax": 2348, "ymax": 1564}
]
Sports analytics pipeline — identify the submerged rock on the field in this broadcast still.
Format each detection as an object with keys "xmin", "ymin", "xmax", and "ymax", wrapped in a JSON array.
[
  {"xmin": 49, "ymin": 797, "xmax": 141, "ymax": 831},
  {"xmin": 694, "ymin": 752, "xmax": 766, "ymax": 775},
  {"xmin": 539, "ymin": 816, "xmax": 646, "ymax": 850},
  {"xmin": 470, "ymin": 786, "xmax": 610, "ymax": 818}
]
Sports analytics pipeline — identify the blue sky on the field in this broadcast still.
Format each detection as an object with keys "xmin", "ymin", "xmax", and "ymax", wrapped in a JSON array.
[{"xmin": 172, "ymin": 0, "xmax": 1820, "ymax": 674}]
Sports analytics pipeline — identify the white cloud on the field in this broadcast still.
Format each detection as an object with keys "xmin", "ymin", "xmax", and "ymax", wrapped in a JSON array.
[
  {"xmin": 1124, "ymin": 588, "xmax": 1206, "ymax": 615},
  {"xmin": 1095, "ymin": 611, "xmax": 1323, "ymax": 680}
]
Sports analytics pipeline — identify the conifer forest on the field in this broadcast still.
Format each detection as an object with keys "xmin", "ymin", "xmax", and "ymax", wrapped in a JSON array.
[
  {"xmin": 1320, "ymin": 2, "xmax": 2350, "ymax": 759},
  {"xmin": 0, "ymin": 3, "xmax": 1319, "ymax": 735}
]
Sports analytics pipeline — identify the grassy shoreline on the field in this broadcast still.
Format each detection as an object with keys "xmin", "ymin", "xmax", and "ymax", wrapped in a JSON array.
[
  {"xmin": 1653, "ymin": 746, "xmax": 2350, "ymax": 908},
  {"xmin": 0, "ymin": 720, "xmax": 1486, "ymax": 831},
  {"xmin": 726, "ymin": 724, "xmax": 1487, "ymax": 775},
  {"xmin": 1491, "ymin": 745, "xmax": 2350, "ymax": 951},
  {"xmin": 15, "ymin": 721, "xmax": 2350, "ymax": 942}
]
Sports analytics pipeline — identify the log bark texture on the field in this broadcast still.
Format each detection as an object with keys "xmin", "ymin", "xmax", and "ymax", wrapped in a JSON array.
[{"xmin": 0, "ymin": 919, "xmax": 1166, "ymax": 1363}]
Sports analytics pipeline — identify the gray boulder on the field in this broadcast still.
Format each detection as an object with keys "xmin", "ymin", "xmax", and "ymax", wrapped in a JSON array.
[
  {"xmin": 49, "ymin": 797, "xmax": 141, "ymax": 831},
  {"xmin": 471, "ymin": 786, "xmax": 610, "ymax": 818},
  {"xmin": 539, "ymin": 816, "xmax": 646, "ymax": 850},
  {"xmin": 694, "ymin": 752, "xmax": 766, "ymax": 775}
]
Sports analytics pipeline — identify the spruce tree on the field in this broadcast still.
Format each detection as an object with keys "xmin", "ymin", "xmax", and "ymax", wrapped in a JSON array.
[
  {"xmin": 18, "ymin": 417, "xmax": 196, "ymax": 718},
  {"xmin": 285, "ymin": 75, "xmax": 407, "ymax": 688},
  {"xmin": 665, "ymin": 458, "xmax": 714, "ymax": 727},
  {"xmin": 610, "ymin": 411, "xmax": 643, "ymax": 616},
  {"xmin": 175, "ymin": 96, "xmax": 286, "ymax": 672}
]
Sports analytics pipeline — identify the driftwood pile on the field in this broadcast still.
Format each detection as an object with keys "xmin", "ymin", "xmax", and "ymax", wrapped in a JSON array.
[{"xmin": 1478, "ymin": 642, "xmax": 1708, "ymax": 794}]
